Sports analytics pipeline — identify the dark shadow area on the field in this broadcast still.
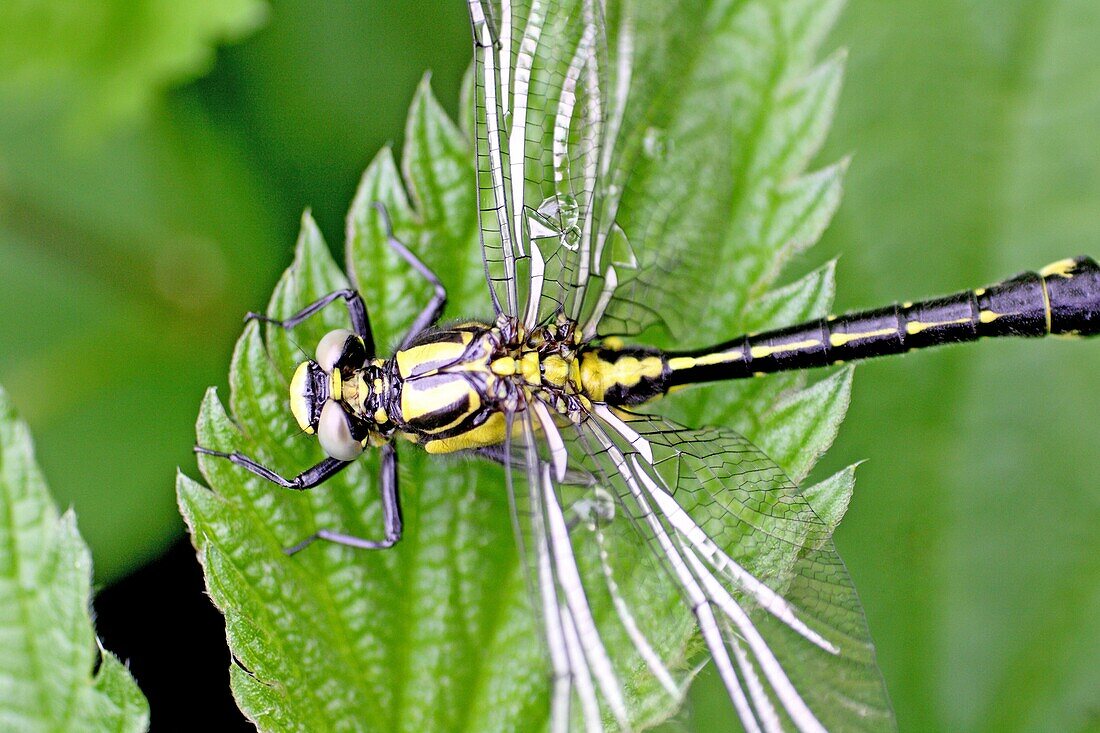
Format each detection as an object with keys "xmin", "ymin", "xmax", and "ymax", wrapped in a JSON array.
[{"xmin": 95, "ymin": 538, "xmax": 252, "ymax": 732}]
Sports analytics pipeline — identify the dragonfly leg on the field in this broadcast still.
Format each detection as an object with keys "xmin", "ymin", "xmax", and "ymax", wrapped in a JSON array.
[
  {"xmin": 246, "ymin": 289, "xmax": 376, "ymax": 357},
  {"xmin": 194, "ymin": 448, "xmax": 350, "ymax": 490},
  {"xmin": 373, "ymin": 201, "xmax": 448, "ymax": 349},
  {"xmin": 284, "ymin": 442, "xmax": 403, "ymax": 555}
]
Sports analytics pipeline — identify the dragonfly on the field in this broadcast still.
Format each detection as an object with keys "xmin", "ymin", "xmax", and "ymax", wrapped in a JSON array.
[{"xmin": 197, "ymin": 1, "xmax": 1100, "ymax": 730}]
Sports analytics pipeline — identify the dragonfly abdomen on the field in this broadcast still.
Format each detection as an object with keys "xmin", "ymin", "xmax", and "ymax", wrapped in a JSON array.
[{"xmin": 660, "ymin": 256, "xmax": 1099, "ymax": 389}]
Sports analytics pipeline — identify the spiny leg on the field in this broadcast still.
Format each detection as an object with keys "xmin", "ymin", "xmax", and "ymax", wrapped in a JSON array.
[
  {"xmin": 246, "ymin": 288, "xmax": 375, "ymax": 357},
  {"xmin": 194, "ymin": 447, "xmax": 351, "ymax": 490},
  {"xmin": 285, "ymin": 442, "xmax": 403, "ymax": 555},
  {"xmin": 372, "ymin": 201, "xmax": 448, "ymax": 349}
]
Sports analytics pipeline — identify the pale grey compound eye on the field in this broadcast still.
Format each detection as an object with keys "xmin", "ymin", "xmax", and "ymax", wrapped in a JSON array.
[
  {"xmin": 316, "ymin": 400, "xmax": 364, "ymax": 461},
  {"xmin": 315, "ymin": 328, "xmax": 355, "ymax": 372}
]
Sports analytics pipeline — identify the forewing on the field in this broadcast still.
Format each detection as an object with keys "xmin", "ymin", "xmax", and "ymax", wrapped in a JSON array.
[
  {"xmin": 468, "ymin": 0, "xmax": 638, "ymax": 331},
  {"xmin": 580, "ymin": 409, "xmax": 897, "ymax": 732},
  {"xmin": 492, "ymin": 401, "xmax": 705, "ymax": 732}
]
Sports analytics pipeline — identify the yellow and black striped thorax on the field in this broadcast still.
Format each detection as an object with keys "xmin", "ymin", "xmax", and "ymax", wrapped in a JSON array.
[
  {"xmin": 367, "ymin": 320, "xmax": 679, "ymax": 454},
  {"xmin": 385, "ymin": 325, "xmax": 498, "ymax": 451}
]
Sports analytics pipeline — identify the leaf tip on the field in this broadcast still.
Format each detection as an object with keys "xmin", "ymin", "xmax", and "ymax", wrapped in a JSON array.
[
  {"xmin": 199, "ymin": 385, "xmax": 223, "ymax": 419},
  {"xmin": 295, "ymin": 209, "xmax": 327, "ymax": 260}
]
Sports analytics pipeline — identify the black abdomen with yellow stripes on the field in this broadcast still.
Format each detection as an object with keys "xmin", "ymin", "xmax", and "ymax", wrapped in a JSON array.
[{"xmin": 657, "ymin": 256, "xmax": 1099, "ymax": 392}]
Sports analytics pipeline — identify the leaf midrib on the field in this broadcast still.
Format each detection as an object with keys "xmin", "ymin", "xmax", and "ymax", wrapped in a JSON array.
[{"xmin": 1, "ymin": 443, "xmax": 62, "ymax": 729}]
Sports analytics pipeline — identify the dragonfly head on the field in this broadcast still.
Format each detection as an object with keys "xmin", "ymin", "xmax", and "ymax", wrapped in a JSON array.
[{"xmin": 289, "ymin": 328, "xmax": 370, "ymax": 461}]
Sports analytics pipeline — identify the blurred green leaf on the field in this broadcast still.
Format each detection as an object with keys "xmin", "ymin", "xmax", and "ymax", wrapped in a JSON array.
[
  {"xmin": 191, "ymin": 0, "xmax": 472, "ymax": 235},
  {"xmin": 812, "ymin": 2, "xmax": 1100, "ymax": 732},
  {"xmin": 0, "ymin": 0, "xmax": 265, "ymax": 134},
  {"xmin": 0, "ymin": 3, "xmax": 280, "ymax": 581},
  {"xmin": 179, "ymin": 1, "xmax": 874, "ymax": 729},
  {"xmin": 0, "ymin": 385, "xmax": 148, "ymax": 732}
]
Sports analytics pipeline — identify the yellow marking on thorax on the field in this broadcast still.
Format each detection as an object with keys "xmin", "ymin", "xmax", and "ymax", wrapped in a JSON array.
[
  {"xmin": 902, "ymin": 301, "xmax": 913, "ymax": 309},
  {"xmin": 330, "ymin": 368, "xmax": 343, "ymax": 401},
  {"xmin": 829, "ymin": 328, "xmax": 896, "ymax": 347},
  {"xmin": 905, "ymin": 317, "xmax": 970, "ymax": 335},
  {"xmin": 449, "ymin": 359, "xmax": 492, "ymax": 375},
  {"xmin": 395, "ymin": 340, "xmax": 470, "ymax": 378},
  {"xmin": 542, "ymin": 355, "xmax": 570, "ymax": 387},
  {"xmin": 423, "ymin": 412, "xmax": 511, "ymax": 454},
  {"xmin": 974, "ymin": 287, "xmax": 986, "ymax": 296},
  {"xmin": 569, "ymin": 357, "xmax": 582, "ymax": 386},
  {"xmin": 1040, "ymin": 258, "xmax": 1077, "ymax": 278},
  {"xmin": 580, "ymin": 353, "xmax": 602, "ymax": 397},
  {"xmin": 400, "ymin": 376, "xmax": 479, "ymax": 424},
  {"xmin": 749, "ymin": 339, "xmax": 820, "ymax": 359},
  {"xmin": 580, "ymin": 351, "xmax": 663, "ymax": 401},
  {"xmin": 521, "ymin": 351, "xmax": 541, "ymax": 385},
  {"xmin": 979, "ymin": 310, "xmax": 1002, "ymax": 324},
  {"xmin": 491, "ymin": 356, "xmax": 517, "ymax": 375}
]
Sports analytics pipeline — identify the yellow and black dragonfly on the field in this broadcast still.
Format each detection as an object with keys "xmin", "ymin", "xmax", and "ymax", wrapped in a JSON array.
[{"xmin": 197, "ymin": 1, "xmax": 1099, "ymax": 731}]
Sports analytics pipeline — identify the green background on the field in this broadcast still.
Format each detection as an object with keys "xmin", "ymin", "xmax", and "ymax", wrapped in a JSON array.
[{"xmin": 0, "ymin": 1, "xmax": 1096, "ymax": 731}]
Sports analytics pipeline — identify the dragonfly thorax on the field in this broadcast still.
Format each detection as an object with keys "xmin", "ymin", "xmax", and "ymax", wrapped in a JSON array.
[
  {"xmin": 488, "ymin": 316, "xmax": 591, "ymax": 418},
  {"xmin": 377, "ymin": 317, "xmax": 608, "ymax": 455}
]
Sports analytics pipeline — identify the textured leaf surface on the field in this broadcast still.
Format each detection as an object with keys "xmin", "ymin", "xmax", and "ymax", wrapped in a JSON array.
[
  {"xmin": 180, "ymin": 2, "xmax": 863, "ymax": 730},
  {"xmin": 0, "ymin": 386, "xmax": 148, "ymax": 732}
]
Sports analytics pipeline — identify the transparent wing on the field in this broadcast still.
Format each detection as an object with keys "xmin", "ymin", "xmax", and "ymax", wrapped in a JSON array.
[
  {"xmin": 523, "ymin": 406, "xmax": 630, "ymax": 733},
  {"xmin": 467, "ymin": 0, "xmax": 640, "ymax": 334},
  {"xmin": 497, "ymin": 401, "xmax": 699, "ymax": 732},
  {"xmin": 575, "ymin": 408, "xmax": 897, "ymax": 732},
  {"xmin": 502, "ymin": 398, "xmax": 894, "ymax": 731}
]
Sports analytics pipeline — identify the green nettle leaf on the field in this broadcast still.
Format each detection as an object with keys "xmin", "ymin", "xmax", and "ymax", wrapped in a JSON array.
[
  {"xmin": 180, "ymin": 1, "xmax": 858, "ymax": 730},
  {"xmin": 0, "ymin": 386, "xmax": 148, "ymax": 732}
]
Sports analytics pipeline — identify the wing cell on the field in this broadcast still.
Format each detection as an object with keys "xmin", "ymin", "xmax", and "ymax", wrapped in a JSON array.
[
  {"xmin": 581, "ymin": 411, "xmax": 896, "ymax": 732},
  {"xmin": 469, "ymin": 0, "xmax": 633, "ymax": 329}
]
